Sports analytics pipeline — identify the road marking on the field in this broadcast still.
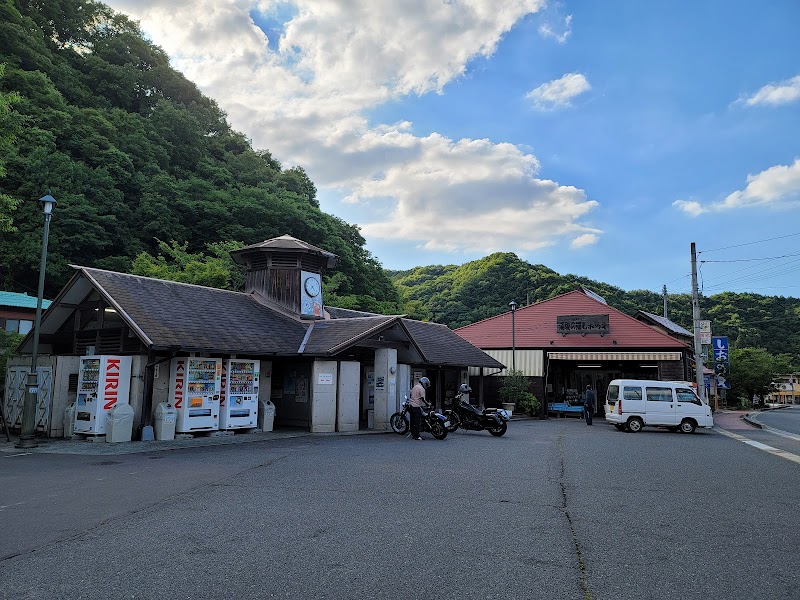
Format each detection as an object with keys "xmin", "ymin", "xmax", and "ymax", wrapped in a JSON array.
[
  {"xmin": 3, "ymin": 453, "xmax": 32, "ymax": 458},
  {"xmin": 716, "ymin": 427, "xmax": 800, "ymax": 465}
]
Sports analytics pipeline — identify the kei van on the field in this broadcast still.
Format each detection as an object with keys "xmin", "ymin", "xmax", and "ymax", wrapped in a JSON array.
[{"xmin": 604, "ymin": 379, "xmax": 713, "ymax": 434}]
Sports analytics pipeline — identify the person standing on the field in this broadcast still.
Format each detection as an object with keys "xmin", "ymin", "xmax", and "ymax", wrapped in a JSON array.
[
  {"xmin": 583, "ymin": 385, "xmax": 595, "ymax": 425},
  {"xmin": 409, "ymin": 377, "xmax": 430, "ymax": 440}
]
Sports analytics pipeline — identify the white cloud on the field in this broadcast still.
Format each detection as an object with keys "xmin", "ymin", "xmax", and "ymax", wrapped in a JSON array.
[
  {"xmin": 673, "ymin": 158, "xmax": 800, "ymax": 216},
  {"xmin": 538, "ymin": 14, "xmax": 572, "ymax": 44},
  {"xmin": 526, "ymin": 73, "xmax": 591, "ymax": 110},
  {"xmin": 105, "ymin": 1, "xmax": 604, "ymax": 260},
  {"xmin": 743, "ymin": 75, "xmax": 800, "ymax": 107}
]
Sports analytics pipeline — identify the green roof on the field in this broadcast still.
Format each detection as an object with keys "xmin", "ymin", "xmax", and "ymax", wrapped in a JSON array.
[{"xmin": 0, "ymin": 291, "xmax": 53, "ymax": 310}]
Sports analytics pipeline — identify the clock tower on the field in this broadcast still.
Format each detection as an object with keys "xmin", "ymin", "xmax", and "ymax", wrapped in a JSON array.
[{"xmin": 229, "ymin": 235, "xmax": 338, "ymax": 319}]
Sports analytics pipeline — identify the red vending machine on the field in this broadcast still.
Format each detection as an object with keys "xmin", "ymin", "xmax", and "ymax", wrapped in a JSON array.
[
  {"xmin": 169, "ymin": 357, "xmax": 221, "ymax": 433},
  {"xmin": 220, "ymin": 359, "xmax": 260, "ymax": 430}
]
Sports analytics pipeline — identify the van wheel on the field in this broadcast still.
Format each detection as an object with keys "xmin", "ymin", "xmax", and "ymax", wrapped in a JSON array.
[
  {"xmin": 679, "ymin": 419, "xmax": 696, "ymax": 434},
  {"xmin": 626, "ymin": 417, "xmax": 643, "ymax": 433}
]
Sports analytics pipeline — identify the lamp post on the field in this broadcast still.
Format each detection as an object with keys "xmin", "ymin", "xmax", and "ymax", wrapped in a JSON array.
[
  {"xmin": 508, "ymin": 299, "xmax": 517, "ymax": 372},
  {"xmin": 15, "ymin": 194, "xmax": 57, "ymax": 449}
]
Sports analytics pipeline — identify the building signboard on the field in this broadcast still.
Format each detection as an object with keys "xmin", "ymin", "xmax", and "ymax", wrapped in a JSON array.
[{"xmin": 556, "ymin": 314, "xmax": 610, "ymax": 336}]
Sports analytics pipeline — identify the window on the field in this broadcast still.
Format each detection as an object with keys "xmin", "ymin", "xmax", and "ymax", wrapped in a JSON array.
[
  {"xmin": 606, "ymin": 385, "xmax": 619, "ymax": 403},
  {"xmin": 623, "ymin": 386, "xmax": 642, "ymax": 401},
  {"xmin": 646, "ymin": 387, "xmax": 673, "ymax": 402},
  {"xmin": 676, "ymin": 388, "xmax": 700, "ymax": 404},
  {"xmin": 3, "ymin": 319, "xmax": 33, "ymax": 334}
]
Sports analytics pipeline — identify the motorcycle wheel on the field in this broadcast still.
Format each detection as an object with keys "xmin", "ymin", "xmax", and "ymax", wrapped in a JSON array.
[
  {"xmin": 488, "ymin": 420, "xmax": 508, "ymax": 437},
  {"xmin": 429, "ymin": 419, "xmax": 448, "ymax": 440},
  {"xmin": 446, "ymin": 412, "xmax": 460, "ymax": 432},
  {"xmin": 390, "ymin": 412, "xmax": 408, "ymax": 435}
]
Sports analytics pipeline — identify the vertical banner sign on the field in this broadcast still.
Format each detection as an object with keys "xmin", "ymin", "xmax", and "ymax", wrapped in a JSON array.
[
  {"xmin": 712, "ymin": 336, "xmax": 731, "ymax": 389},
  {"xmin": 699, "ymin": 320, "xmax": 712, "ymax": 345}
]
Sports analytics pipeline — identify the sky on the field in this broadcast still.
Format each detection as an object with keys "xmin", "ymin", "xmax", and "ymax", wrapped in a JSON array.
[{"xmin": 104, "ymin": 0, "xmax": 800, "ymax": 297}]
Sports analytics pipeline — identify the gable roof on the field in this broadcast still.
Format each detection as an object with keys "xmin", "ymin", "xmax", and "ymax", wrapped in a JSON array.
[
  {"xmin": 402, "ymin": 318, "xmax": 505, "ymax": 369},
  {"xmin": 77, "ymin": 267, "xmax": 308, "ymax": 355},
  {"xmin": 301, "ymin": 315, "xmax": 406, "ymax": 355},
  {"xmin": 0, "ymin": 291, "xmax": 52, "ymax": 310},
  {"xmin": 456, "ymin": 290, "xmax": 688, "ymax": 350},
  {"xmin": 20, "ymin": 266, "xmax": 502, "ymax": 369}
]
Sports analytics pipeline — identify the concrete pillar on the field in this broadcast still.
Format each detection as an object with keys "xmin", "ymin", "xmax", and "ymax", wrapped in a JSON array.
[
  {"xmin": 311, "ymin": 360, "xmax": 338, "ymax": 432},
  {"xmin": 373, "ymin": 348, "xmax": 397, "ymax": 430}
]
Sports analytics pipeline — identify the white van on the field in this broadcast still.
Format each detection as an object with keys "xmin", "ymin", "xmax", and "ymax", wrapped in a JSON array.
[{"xmin": 604, "ymin": 379, "xmax": 713, "ymax": 434}]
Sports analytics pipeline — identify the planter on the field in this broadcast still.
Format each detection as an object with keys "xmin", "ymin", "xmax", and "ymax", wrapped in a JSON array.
[{"xmin": 502, "ymin": 402, "xmax": 515, "ymax": 418}]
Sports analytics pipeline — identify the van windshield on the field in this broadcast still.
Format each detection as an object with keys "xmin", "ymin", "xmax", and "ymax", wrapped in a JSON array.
[
  {"xmin": 676, "ymin": 388, "xmax": 702, "ymax": 404},
  {"xmin": 606, "ymin": 385, "xmax": 619, "ymax": 403}
]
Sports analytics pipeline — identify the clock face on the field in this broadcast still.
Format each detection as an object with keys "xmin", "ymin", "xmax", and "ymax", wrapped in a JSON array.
[{"xmin": 304, "ymin": 276, "xmax": 321, "ymax": 297}]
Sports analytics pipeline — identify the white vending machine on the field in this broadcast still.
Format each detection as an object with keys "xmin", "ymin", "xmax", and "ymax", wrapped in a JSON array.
[
  {"xmin": 74, "ymin": 355, "xmax": 133, "ymax": 435},
  {"xmin": 220, "ymin": 359, "xmax": 260, "ymax": 430},
  {"xmin": 169, "ymin": 357, "xmax": 221, "ymax": 433}
]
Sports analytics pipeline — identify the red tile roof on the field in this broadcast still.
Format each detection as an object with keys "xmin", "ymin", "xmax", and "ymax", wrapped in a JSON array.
[{"xmin": 455, "ymin": 290, "xmax": 689, "ymax": 350}]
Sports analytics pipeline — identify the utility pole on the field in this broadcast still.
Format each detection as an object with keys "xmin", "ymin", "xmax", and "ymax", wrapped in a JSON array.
[
  {"xmin": 690, "ymin": 243, "xmax": 705, "ymax": 401},
  {"xmin": 662, "ymin": 285, "xmax": 668, "ymax": 318}
]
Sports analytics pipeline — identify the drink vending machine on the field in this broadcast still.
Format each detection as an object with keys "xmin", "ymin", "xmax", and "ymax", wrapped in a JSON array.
[
  {"xmin": 169, "ymin": 357, "xmax": 221, "ymax": 433},
  {"xmin": 220, "ymin": 359, "xmax": 260, "ymax": 430},
  {"xmin": 74, "ymin": 355, "xmax": 133, "ymax": 435}
]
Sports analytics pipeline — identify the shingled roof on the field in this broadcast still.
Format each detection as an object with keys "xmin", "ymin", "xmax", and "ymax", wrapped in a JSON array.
[
  {"xmin": 402, "ymin": 318, "xmax": 505, "ymax": 369},
  {"xmin": 80, "ymin": 267, "xmax": 308, "ymax": 355},
  {"xmin": 22, "ymin": 266, "xmax": 502, "ymax": 369}
]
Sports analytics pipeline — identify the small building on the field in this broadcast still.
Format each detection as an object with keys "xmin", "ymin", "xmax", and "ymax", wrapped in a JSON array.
[
  {"xmin": 5, "ymin": 235, "xmax": 502, "ymax": 438},
  {"xmin": 455, "ymin": 288, "xmax": 693, "ymax": 416},
  {"xmin": 0, "ymin": 291, "xmax": 52, "ymax": 335}
]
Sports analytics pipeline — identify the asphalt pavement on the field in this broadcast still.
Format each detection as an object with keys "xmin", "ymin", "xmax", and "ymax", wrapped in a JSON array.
[{"xmin": 1, "ymin": 410, "xmax": 798, "ymax": 600}]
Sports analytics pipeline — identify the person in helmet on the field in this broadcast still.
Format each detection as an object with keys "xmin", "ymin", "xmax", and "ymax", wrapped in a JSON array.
[{"xmin": 409, "ymin": 376, "xmax": 431, "ymax": 440}]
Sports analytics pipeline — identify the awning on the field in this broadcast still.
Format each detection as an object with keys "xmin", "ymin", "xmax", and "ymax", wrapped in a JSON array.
[{"xmin": 547, "ymin": 351, "xmax": 683, "ymax": 362}]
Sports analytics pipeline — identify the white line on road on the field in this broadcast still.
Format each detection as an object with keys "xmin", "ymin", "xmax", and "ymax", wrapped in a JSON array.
[{"xmin": 716, "ymin": 428, "xmax": 800, "ymax": 465}]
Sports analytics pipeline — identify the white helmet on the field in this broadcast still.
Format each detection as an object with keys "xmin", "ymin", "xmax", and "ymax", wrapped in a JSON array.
[
  {"xmin": 419, "ymin": 377, "xmax": 431, "ymax": 388},
  {"xmin": 459, "ymin": 383, "xmax": 472, "ymax": 394}
]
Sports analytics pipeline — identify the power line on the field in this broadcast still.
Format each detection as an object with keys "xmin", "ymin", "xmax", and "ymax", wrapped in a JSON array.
[{"xmin": 699, "ymin": 232, "xmax": 800, "ymax": 254}]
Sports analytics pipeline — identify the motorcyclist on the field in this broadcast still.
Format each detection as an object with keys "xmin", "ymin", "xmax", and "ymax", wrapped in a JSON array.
[{"xmin": 409, "ymin": 377, "xmax": 430, "ymax": 440}]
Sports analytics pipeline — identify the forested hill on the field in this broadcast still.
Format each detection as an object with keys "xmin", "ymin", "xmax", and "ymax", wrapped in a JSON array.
[
  {"xmin": 0, "ymin": 0, "xmax": 400, "ymax": 313},
  {"xmin": 389, "ymin": 252, "xmax": 800, "ymax": 361}
]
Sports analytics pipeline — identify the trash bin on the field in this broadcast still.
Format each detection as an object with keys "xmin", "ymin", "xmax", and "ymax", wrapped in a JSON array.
[
  {"xmin": 105, "ymin": 403, "xmax": 134, "ymax": 443},
  {"xmin": 154, "ymin": 402, "xmax": 177, "ymax": 441},
  {"xmin": 259, "ymin": 400, "xmax": 275, "ymax": 432},
  {"xmin": 64, "ymin": 402, "xmax": 75, "ymax": 439}
]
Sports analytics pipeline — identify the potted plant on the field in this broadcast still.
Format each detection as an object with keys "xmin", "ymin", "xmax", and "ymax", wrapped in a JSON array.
[{"xmin": 498, "ymin": 369, "xmax": 537, "ymax": 417}]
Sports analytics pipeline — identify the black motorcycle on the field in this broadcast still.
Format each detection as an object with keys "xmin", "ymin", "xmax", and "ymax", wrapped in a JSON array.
[
  {"xmin": 390, "ymin": 398, "xmax": 448, "ymax": 440},
  {"xmin": 445, "ymin": 384, "xmax": 509, "ymax": 437}
]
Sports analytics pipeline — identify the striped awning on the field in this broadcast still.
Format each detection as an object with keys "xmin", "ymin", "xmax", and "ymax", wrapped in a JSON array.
[{"xmin": 547, "ymin": 351, "xmax": 682, "ymax": 362}]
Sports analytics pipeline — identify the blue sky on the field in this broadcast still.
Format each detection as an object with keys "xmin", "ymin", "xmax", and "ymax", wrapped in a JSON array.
[{"xmin": 108, "ymin": 0, "xmax": 800, "ymax": 297}]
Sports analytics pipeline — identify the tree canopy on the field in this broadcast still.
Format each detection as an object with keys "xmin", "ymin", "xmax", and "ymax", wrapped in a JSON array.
[{"xmin": 0, "ymin": 0, "xmax": 400, "ymax": 312}]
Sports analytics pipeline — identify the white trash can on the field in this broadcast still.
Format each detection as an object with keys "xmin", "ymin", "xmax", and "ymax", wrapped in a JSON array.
[
  {"xmin": 64, "ymin": 402, "xmax": 75, "ymax": 439},
  {"xmin": 259, "ymin": 400, "xmax": 275, "ymax": 432},
  {"xmin": 154, "ymin": 402, "xmax": 177, "ymax": 441},
  {"xmin": 105, "ymin": 404, "xmax": 134, "ymax": 443}
]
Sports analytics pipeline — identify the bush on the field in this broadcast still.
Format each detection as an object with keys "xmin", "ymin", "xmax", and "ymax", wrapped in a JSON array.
[
  {"xmin": 499, "ymin": 369, "xmax": 538, "ymax": 415},
  {"xmin": 517, "ymin": 392, "xmax": 540, "ymax": 416}
]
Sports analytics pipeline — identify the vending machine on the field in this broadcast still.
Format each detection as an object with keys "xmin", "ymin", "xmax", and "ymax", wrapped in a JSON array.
[
  {"xmin": 74, "ymin": 355, "xmax": 133, "ymax": 435},
  {"xmin": 220, "ymin": 359, "xmax": 260, "ymax": 430},
  {"xmin": 169, "ymin": 357, "xmax": 221, "ymax": 433}
]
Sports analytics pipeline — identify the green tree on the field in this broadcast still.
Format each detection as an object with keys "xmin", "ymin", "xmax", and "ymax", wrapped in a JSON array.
[
  {"xmin": 131, "ymin": 239, "xmax": 246, "ymax": 290},
  {"xmin": 0, "ymin": 63, "xmax": 21, "ymax": 231},
  {"xmin": 728, "ymin": 348, "xmax": 795, "ymax": 406}
]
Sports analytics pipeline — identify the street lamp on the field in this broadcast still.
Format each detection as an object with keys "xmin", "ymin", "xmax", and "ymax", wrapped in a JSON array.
[
  {"xmin": 508, "ymin": 299, "xmax": 518, "ymax": 372},
  {"xmin": 16, "ymin": 193, "xmax": 57, "ymax": 449}
]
